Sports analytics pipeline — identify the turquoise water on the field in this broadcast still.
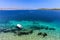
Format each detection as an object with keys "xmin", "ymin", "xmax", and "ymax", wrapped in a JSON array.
[{"xmin": 0, "ymin": 10, "xmax": 60, "ymax": 40}]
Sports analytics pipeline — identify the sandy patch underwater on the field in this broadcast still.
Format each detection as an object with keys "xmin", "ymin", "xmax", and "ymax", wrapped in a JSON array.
[{"xmin": 0, "ymin": 20, "xmax": 60, "ymax": 40}]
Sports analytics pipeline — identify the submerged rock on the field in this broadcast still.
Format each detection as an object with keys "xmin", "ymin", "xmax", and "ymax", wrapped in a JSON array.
[
  {"xmin": 2, "ymin": 28, "xmax": 17, "ymax": 33},
  {"xmin": 44, "ymin": 26, "xmax": 56, "ymax": 31},
  {"xmin": 30, "ymin": 26, "xmax": 41, "ymax": 30},
  {"xmin": 38, "ymin": 32, "xmax": 47, "ymax": 37},
  {"xmin": 15, "ymin": 29, "xmax": 33, "ymax": 36},
  {"xmin": 16, "ymin": 24, "xmax": 23, "ymax": 30},
  {"xmin": 49, "ymin": 28, "xmax": 56, "ymax": 30},
  {"xmin": 17, "ymin": 31, "xmax": 29, "ymax": 36},
  {"xmin": 30, "ymin": 25, "xmax": 48, "ymax": 30},
  {"xmin": 43, "ymin": 33, "xmax": 47, "ymax": 37},
  {"xmin": 45, "ymin": 26, "xmax": 49, "ymax": 30},
  {"xmin": 3, "ymin": 29, "xmax": 11, "ymax": 33},
  {"xmin": 38, "ymin": 32, "xmax": 42, "ymax": 35}
]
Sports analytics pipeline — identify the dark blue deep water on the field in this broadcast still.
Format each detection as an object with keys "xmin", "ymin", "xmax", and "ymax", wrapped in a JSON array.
[{"xmin": 0, "ymin": 10, "xmax": 60, "ymax": 23}]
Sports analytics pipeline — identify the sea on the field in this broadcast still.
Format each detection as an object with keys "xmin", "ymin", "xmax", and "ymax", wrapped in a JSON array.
[{"xmin": 0, "ymin": 10, "xmax": 60, "ymax": 40}]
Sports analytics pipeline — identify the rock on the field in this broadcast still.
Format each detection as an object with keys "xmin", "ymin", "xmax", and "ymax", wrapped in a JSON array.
[
  {"xmin": 15, "ymin": 29, "xmax": 33, "ymax": 36},
  {"xmin": 40, "ymin": 27, "xmax": 45, "ymax": 29},
  {"xmin": 16, "ymin": 24, "xmax": 23, "ymax": 31},
  {"xmin": 49, "ymin": 28, "xmax": 55, "ymax": 30},
  {"xmin": 30, "ymin": 26, "xmax": 40, "ymax": 30},
  {"xmin": 37, "ymin": 32, "xmax": 47, "ymax": 37},
  {"xmin": 16, "ymin": 24, "xmax": 23, "ymax": 28},
  {"xmin": 38, "ymin": 32, "xmax": 42, "ymax": 35},
  {"xmin": 3, "ymin": 29, "xmax": 11, "ymax": 33},
  {"xmin": 0, "ymin": 29, "xmax": 6, "ymax": 33},
  {"xmin": 10, "ymin": 29, "xmax": 18, "ymax": 33},
  {"xmin": 17, "ymin": 31, "xmax": 29, "ymax": 36},
  {"xmin": 43, "ymin": 33, "xmax": 47, "ymax": 37},
  {"xmin": 2, "ymin": 28, "xmax": 18, "ymax": 33},
  {"xmin": 45, "ymin": 26, "xmax": 49, "ymax": 30},
  {"xmin": 29, "ymin": 29, "xmax": 33, "ymax": 34}
]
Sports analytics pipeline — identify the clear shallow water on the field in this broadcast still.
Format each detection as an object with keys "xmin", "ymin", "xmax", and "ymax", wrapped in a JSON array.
[{"xmin": 0, "ymin": 10, "xmax": 60, "ymax": 40}]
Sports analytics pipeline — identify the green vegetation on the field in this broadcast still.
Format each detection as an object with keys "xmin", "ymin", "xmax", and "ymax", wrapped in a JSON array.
[{"xmin": 38, "ymin": 8, "xmax": 60, "ymax": 10}]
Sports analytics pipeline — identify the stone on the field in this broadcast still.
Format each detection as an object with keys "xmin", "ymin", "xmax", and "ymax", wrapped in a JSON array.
[
  {"xmin": 45, "ymin": 26, "xmax": 49, "ymax": 30},
  {"xmin": 38, "ymin": 32, "xmax": 42, "ymax": 35},
  {"xmin": 43, "ymin": 33, "xmax": 47, "ymax": 37},
  {"xmin": 49, "ymin": 28, "xmax": 55, "ymax": 30},
  {"xmin": 37, "ymin": 32, "xmax": 47, "ymax": 37},
  {"xmin": 3, "ymin": 29, "xmax": 11, "ymax": 33},
  {"xmin": 30, "ymin": 26, "xmax": 40, "ymax": 30},
  {"xmin": 15, "ymin": 29, "xmax": 33, "ymax": 36}
]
